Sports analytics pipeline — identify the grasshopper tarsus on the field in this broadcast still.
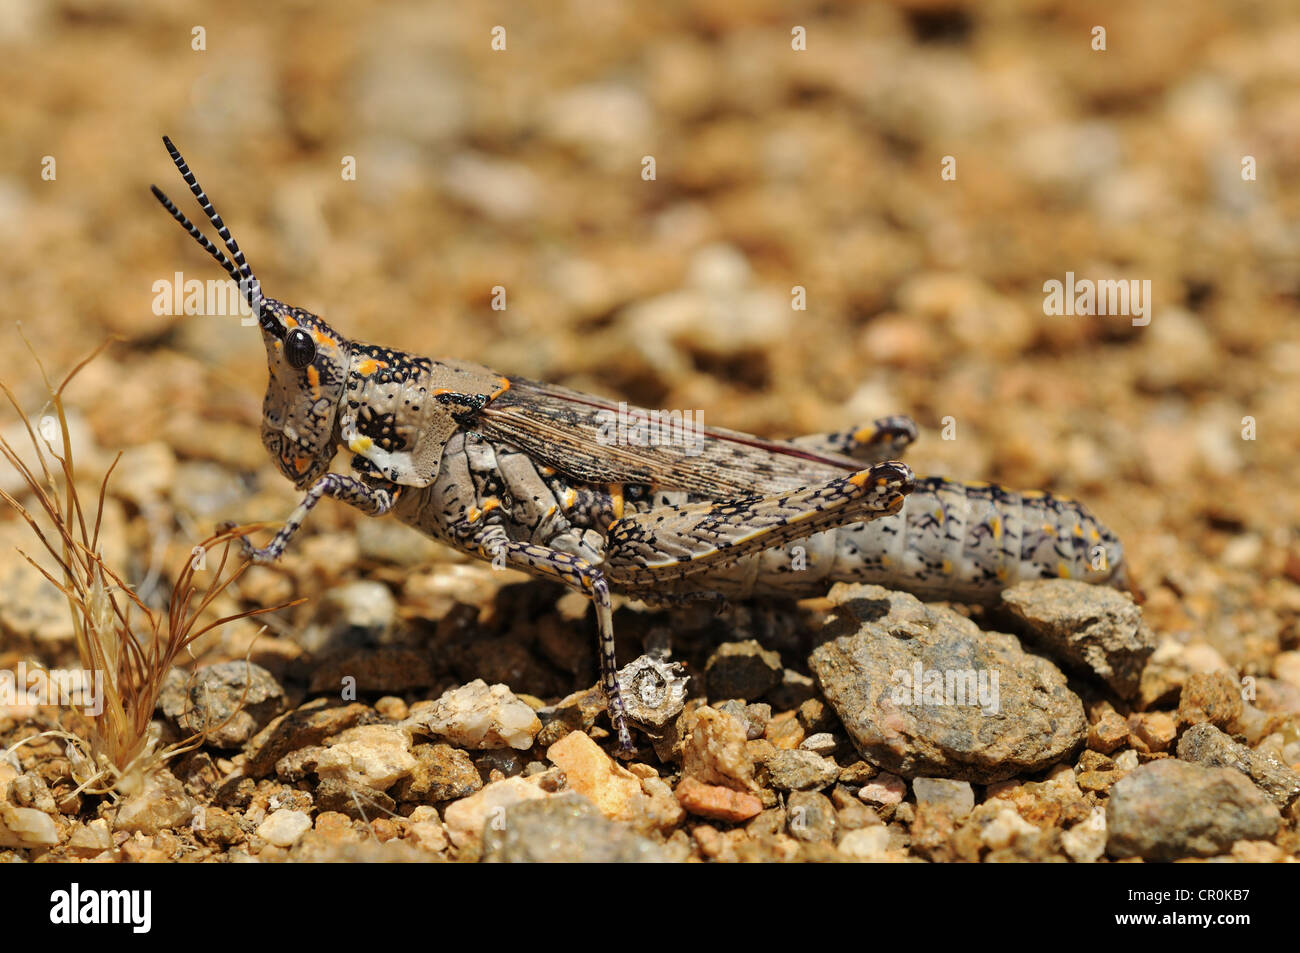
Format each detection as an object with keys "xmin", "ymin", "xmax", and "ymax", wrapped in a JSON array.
[{"xmin": 215, "ymin": 520, "xmax": 258, "ymax": 561}]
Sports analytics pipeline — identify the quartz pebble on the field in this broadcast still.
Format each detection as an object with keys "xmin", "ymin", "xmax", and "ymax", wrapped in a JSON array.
[
  {"xmin": 315, "ymin": 725, "xmax": 417, "ymax": 792},
  {"xmin": 0, "ymin": 804, "xmax": 58, "ymax": 847},
  {"xmin": 257, "ymin": 809, "xmax": 312, "ymax": 848},
  {"xmin": 858, "ymin": 772, "xmax": 907, "ymax": 806},
  {"xmin": 405, "ymin": 679, "xmax": 542, "ymax": 751}
]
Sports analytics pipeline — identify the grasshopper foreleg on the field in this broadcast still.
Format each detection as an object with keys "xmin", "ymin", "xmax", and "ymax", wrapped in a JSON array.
[
  {"xmin": 229, "ymin": 473, "xmax": 398, "ymax": 562},
  {"xmin": 468, "ymin": 524, "xmax": 635, "ymax": 756}
]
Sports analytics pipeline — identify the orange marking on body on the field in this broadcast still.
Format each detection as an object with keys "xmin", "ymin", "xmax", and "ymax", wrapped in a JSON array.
[
  {"xmin": 284, "ymin": 453, "xmax": 312, "ymax": 477},
  {"xmin": 466, "ymin": 506, "xmax": 482, "ymax": 523},
  {"xmin": 489, "ymin": 377, "xmax": 510, "ymax": 400},
  {"xmin": 358, "ymin": 358, "xmax": 379, "ymax": 376},
  {"xmin": 284, "ymin": 314, "xmax": 298, "ymax": 328},
  {"xmin": 561, "ymin": 488, "xmax": 577, "ymax": 510},
  {"xmin": 852, "ymin": 425, "xmax": 877, "ymax": 444},
  {"xmin": 849, "ymin": 471, "xmax": 869, "ymax": 488},
  {"xmin": 1057, "ymin": 562, "xmax": 1071, "ymax": 578},
  {"xmin": 481, "ymin": 497, "xmax": 501, "ymax": 514},
  {"xmin": 607, "ymin": 484, "xmax": 624, "ymax": 520},
  {"xmin": 307, "ymin": 365, "xmax": 321, "ymax": 399}
]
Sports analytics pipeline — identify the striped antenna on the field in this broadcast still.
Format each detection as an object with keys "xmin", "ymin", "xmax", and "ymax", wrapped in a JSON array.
[{"xmin": 150, "ymin": 136, "xmax": 278, "ymax": 334}]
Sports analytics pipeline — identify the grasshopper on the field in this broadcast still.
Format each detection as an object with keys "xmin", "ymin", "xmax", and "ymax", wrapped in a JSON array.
[{"xmin": 151, "ymin": 137, "xmax": 1130, "ymax": 754}]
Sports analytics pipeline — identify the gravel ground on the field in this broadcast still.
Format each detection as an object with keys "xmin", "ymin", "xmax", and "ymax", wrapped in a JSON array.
[{"xmin": 2, "ymin": 0, "xmax": 1300, "ymax": 863}]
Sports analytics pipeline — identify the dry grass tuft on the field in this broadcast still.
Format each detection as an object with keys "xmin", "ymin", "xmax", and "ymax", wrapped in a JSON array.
[{"xmin": 0, "ymin": 339, "xmax": 291, "ymax": 796}]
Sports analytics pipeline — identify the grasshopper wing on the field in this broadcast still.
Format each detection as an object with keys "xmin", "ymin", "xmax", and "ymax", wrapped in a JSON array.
[{"xmin": 476, "ymin": 378, "xmax": 867, "ymax": 497}]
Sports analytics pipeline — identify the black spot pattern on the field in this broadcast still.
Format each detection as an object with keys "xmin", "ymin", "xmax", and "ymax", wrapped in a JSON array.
[{"xmin": 355, "ymin": 406, "xmax": 406, "ymax": 451}]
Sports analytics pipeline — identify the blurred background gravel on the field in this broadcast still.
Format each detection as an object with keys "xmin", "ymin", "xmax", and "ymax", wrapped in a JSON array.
[{"xmin": 2, "ymin": 0, "xmax": 1299, "ymax": 676}]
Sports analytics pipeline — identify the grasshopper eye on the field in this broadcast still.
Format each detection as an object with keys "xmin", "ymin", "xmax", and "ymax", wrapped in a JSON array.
[{"xmin": 285, "ymin": 328, "xmax": 316, "ymax": 369}]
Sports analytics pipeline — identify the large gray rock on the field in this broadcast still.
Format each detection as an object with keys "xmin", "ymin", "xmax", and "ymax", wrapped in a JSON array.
[
  {"xmin": 999, "ymin": 579, "xmax": 1155, "ymax": 698},
  {"xmin": 1106, "ymin": 759, "xmax": 1280, "ymax": 860},
  {"xmin": 482, "ymin": 794, "xmax": 668, "ymax": 863},
  {"xmin": 809, "ymin": 584, "xmax": 1085, "ymax": 783},
  {"xmin": 1176, "ymin": 723, "xmax": 1300, "ymax": 808}
]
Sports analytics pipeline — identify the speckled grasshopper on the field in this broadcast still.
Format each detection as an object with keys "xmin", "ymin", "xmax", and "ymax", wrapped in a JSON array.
[{"xmin": 151, "ymin": 137, "xmax": 1130, "ymax": 754}]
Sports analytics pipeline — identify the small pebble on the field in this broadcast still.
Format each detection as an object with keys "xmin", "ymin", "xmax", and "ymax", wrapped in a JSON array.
[
  {"xmin": 257, "ymin": 809, "xmax": 312, "ymax": 848},
  {"xmin": 837, "ymin": 825, "xmax": 891, "ymax": 860},
  {"xmin": 1177, "ymin": 671, "xmax": 1243, "ymax": 731},
  {"xmin": 704, "ymin": 639, "xmax": 782, "ymax": 701},
  {"xmin": 405, "ymin": 679, "xmax": 542, "ymax": 751},
  {"xmin": 800, "ymin": 732, "xmax": 837, "ymax": 755},
  {"xmin": 858, "ymin": 772, "xmax": 907, "ymax": 806},
  {"xmin": 674, "ymin": 776, "xmax": 762, "ymax": 823},
  {"xmin": 912, "ymin": 778, "xmax": 975, "ymax": 818},
  {"xmin": 315, "ymin": 725, "xmax": 417, "ymax": 792}
]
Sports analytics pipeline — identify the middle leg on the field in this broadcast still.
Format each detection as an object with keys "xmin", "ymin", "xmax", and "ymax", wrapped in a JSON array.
[{"xmin": 467, "ymin": 524, "xmax": 635, "ymax": 756}]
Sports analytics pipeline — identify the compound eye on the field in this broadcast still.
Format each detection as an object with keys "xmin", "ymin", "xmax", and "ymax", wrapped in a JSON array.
[{"xmin": 285, "ymin": 328, "xmax": 316, "ymax": 369}]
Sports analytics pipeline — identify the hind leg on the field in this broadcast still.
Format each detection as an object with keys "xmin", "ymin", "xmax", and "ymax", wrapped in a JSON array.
[
  {"xmin": 603, "ymin": 461, "xmax": 914, "ymax": 586},
  {"xmin": 789, "ymin": 415, "xmax": 918, "ymax": 462}
]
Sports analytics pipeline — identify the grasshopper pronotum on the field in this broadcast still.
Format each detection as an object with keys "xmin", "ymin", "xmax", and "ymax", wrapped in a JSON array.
[{"xmin": 151, "ymin": 137, "xmax": 1129, "ymax": 754}]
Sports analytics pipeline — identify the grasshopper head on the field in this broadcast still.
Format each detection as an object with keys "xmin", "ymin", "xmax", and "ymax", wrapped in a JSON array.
[
  {"xmin": 256, "ymin": 298, "xmax": 352, "ymax": 486},
  {"xmin": 151, "ymin": 136, "xmax": 351, "ymax": 487}
]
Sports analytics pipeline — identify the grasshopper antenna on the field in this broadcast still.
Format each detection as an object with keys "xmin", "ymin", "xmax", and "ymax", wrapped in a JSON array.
[{"xmin": 150, "ymin": 135, "xmax": 279, "ymax": 335}]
